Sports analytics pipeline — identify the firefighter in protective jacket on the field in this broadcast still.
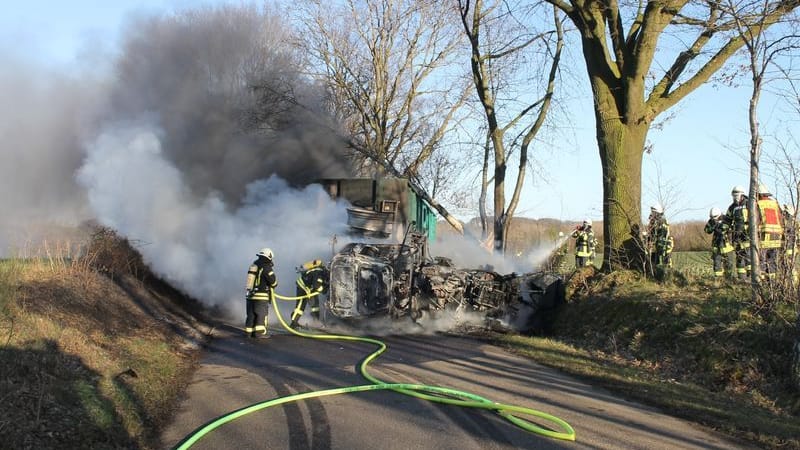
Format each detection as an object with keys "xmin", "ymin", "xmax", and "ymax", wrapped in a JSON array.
[
  {"xmin": 755, "ymin": 184, "xmax": 784, "ymax": 278},
  {"xmin": 245, "ymin": 248, "xmax": 277, "ymax": 338},
  {"xmin": 704, "ymin": 207, "xmax": 734, "ymax": 278},
  {"xmin": 291, "ymin": 259, "xmax": 329, "ymax": 328},
  {"xmin": 647, "ymin": 204, "xmax": 673, "ymax": 268},
  {"xmin": 725, "ymin": 186, "xmax": 750, "ymax": 280},
  {"xmin": 571, "ymin": 220, "xmax": 596, "ymax": 268}
]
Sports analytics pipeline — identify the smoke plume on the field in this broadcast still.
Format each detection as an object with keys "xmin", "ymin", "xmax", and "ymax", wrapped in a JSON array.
[
  {"xmin": 76, "ymin": 4, "xmax": 355, "ymax": 319},
  {"xmin": 2, "ymin": 4, "xmax": 354, "ymax": 321},
  {"xmin": 77, "ymin": 123, "xmax": 350, "ymax": 318}
]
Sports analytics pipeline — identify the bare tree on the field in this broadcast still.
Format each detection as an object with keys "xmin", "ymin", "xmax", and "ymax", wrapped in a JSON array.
[
  {"xmin": 294, "ymin": 0, "xmax": 472, "ymax": 233},
  {"xmin": 543, "ymin": 0, "xmax": 800, "ymax": 271},
  {"xmin": 458, "ymin": 0, "xmax": 564, "ymax": 253}
]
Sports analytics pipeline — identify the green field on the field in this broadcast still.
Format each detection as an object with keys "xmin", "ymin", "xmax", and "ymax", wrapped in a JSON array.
[
  {"xmin": 671, "ymin": 251, "xmax": 715, "ymax": 277},
  {"xmin": 557, "ymin": 250, "xmax": 716, "ymax": 277}
]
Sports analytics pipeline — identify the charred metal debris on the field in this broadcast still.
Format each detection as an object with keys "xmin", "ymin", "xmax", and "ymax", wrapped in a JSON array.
[{"xmin": 322, "ymin": 233, "xmax": 565, "ymax": 334}]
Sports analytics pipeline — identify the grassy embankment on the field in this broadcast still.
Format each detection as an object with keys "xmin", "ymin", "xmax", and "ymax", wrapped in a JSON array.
[
  {"xmin": 0, "ymin": 229, "xmax": 209, "ymax": 449},
  {"xmin": 494, "ymin": 251, "xmax": 800, "ymax": 449}
]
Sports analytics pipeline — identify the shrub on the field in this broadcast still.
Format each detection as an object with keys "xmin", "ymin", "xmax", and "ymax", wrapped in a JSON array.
[{"xmin": 77, "ymin": 227, "xmax": 147, "ymax": 279}]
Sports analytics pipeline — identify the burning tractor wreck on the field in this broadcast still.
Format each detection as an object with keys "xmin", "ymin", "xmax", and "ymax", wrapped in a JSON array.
[{"xmin": 320, "ymin": 232, "xmax": 565, "ymax": 335}]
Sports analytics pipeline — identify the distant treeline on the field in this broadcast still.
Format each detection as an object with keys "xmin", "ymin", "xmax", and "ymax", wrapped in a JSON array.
[{"xmin": 437, "ymin": 218, "xmax": 709, "ymax": 254}]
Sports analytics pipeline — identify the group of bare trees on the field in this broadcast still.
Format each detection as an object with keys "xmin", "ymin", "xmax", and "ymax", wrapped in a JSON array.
[
  {"xmin": 293, "ymin": 0, "xmax": 566, "ymax": 249},
  {"xmin": 288, "ymin": 0, "xmax": 799, "ymax": 266}
]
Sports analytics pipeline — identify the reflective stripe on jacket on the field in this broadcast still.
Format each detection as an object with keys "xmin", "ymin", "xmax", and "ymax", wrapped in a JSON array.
[
  {"xmin": 296, "ymin": 266, "xmax": 327, "ymax": 295},
  {"xmin": 247, "ymin": 259, "xmax": 277, "ymax": 301},
  {"xmin": 572, "ymin": 228, "xmax": 594, "ymax": 257},
  {"xmin": 704, "ymin": 218, "xmax": 734, "ymax": 254},
  {"xmin": 726, "ymin": 199, "xmax": 749, "ymax": 242}
]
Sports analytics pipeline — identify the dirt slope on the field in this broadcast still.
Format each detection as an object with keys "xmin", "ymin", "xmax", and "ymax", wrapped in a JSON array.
[{"xmin": 1, "ymin": 258, "xmax": 212, "ymax": 449}]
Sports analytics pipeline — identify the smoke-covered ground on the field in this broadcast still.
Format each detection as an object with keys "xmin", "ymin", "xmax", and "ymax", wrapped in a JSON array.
[{"xmin": 2, "ymin": 3, "xmax": 555, "ymax": 331}]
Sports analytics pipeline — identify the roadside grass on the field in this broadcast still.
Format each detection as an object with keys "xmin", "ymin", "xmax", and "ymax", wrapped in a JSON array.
[
  {"xmin": 493, "ymin": 258, "xmax": 800, "ymax": 449},
  {"xmin": 0, "ymin": 230, "xmax": 206, "ymax": 449},
  {"xmin": 497, "ymin": 333, "xmax": 800, "ymax": 446}
]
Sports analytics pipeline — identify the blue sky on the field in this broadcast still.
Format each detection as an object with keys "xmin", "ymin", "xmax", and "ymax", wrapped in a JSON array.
[
  {"xmin": 2, "ymin": 0, "xmax": 793, "ymax": 225},
  {"xmin": 1, "ymin": 1, "xmax": 170, "ymax": 63}
]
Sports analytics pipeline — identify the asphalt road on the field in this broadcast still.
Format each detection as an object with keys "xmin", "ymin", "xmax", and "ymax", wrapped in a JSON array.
[{"xmin": 161, "ymin": 323, "xmax": 754, "ymax": 450}]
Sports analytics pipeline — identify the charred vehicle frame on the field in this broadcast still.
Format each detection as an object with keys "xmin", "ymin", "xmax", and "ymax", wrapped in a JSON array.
[{"xmin": 321, "ymin": 232, "xmax": 565, "ymax": 334}]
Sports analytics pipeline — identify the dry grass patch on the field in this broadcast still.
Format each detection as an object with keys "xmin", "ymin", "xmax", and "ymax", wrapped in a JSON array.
[{"xmin": 0, "ymin": 230, "xmax": 210, "ymax": 449}]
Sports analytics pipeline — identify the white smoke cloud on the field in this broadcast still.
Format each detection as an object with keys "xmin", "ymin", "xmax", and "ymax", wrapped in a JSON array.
[
  {"xmin": 77, "ymin": 123, "xmax": 350, "ymax": 320},
  {"xmin": 430, "ymin": 231, "xmax": 563, "ymax": 275},
  {"xmin": 525, "ymin": 232, "xmax": 571, "ymax": 268}
]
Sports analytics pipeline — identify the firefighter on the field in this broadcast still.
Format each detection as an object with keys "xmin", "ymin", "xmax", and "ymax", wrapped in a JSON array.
[
  {"xmin": 704, "ymin": 207, "xmax": 734, "ymax": 278},
  {"xmin": 647, "ymin": 204, "xmax": 673, "ymax": 268},
  {"xmin": 571, "ymin": 219, "xmax": 596, "ymax": 268},
  {"xmin": 755, "ymin": 184, "xmax": 784, "ymax": 279},
  {"xmin": 245, "ymin": 248, "xmax": 277, "ymax": 338},
  {"xmin": 290, "ymin": 259, "xmax": 329, "ymax": 328},
  {"xmin": 725, "ymin": 185, "xmax": 750, "ymax": 280}
]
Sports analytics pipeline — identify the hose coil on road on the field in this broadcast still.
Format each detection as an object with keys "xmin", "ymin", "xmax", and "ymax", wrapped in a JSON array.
[{"xmin": 172, "ymin": 291, "xmax": 576, "ymax": 449}]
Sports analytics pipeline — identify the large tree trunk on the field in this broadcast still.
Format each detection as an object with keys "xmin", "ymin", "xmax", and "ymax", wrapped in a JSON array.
[
  {"xmin": 592, "ymin": 83, "xmax": 650, "ymax": 271},
  {"xmin": 598, "ymin": 119, "xmax": 649, "ymax": 271}
]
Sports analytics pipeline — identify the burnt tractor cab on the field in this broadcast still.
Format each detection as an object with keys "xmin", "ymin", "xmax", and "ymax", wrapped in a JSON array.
[{"xmin": 323, "ymin": 232, "xmax": 565, "ymax": 334}]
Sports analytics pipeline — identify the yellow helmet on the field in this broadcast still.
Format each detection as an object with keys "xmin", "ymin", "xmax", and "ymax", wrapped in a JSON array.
[{"xmin": 302, "ymin": 259, "xmax": 323, "ymax": 271}]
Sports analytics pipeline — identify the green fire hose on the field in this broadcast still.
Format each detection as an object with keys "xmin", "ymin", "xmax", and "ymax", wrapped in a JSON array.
[{"xmin": 172, "ymin": 290, "xmax": 575, "ymax": 449}]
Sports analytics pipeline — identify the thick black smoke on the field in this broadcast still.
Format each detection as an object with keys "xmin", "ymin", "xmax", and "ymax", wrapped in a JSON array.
[{"xmin": 107, "ymin": 4, "xmax": 352, "ymax": 203}]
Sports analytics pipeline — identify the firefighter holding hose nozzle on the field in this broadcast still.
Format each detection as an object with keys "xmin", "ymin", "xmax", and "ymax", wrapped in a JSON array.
[
  {"xmin": 571, "ymin": 219, "xmax": 596, "ymax": 268},
  {"xmin": 245, "ymin": 248, "xmax": 277, "ymax": 338}
]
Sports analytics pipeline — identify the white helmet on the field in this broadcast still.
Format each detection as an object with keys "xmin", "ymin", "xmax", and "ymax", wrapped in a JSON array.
[
  {"xmin": 256, "ymin": 247, "xmax": 274, "ymax": 260},
  {"xmin": 731, "ymin": 185, "xmax": 745, "ymax": 196},
  {"xmin": 757, "ymin": 183, "xmax": 770, "ymax": 196},
  {"xmin": 583, "ymin": 219, "xmax": 592, "ymax": 227},
  {"xmin": 709, "ymin": 207, "xmax": 721, "ymax": 218},
  {"xmin": 650, "ymin": 204, "xmax": 663, "ymax": 214}
]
